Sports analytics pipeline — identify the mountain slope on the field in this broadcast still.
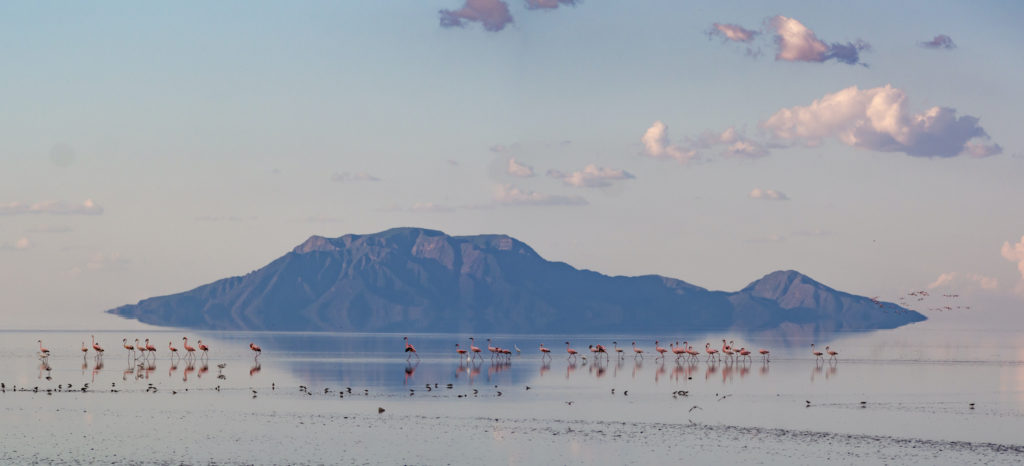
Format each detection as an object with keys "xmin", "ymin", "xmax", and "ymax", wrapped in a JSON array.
[{"xmin": 107, "ymin": 228, "xmax": 925, "ymax": 332}]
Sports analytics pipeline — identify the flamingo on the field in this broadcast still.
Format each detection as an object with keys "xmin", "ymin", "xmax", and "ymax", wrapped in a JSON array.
[
  {"xmin": 145, "ymin": 338, "xmax": 157, "ymax": 355},
  {"xmin": 183, "ymin": 337, "xmax": 196, "ymax": 360},
  {"xmin": 672, "ymin": 341, "xmax": 687, "ymax": 361},
  {"xmin": 612, "ymin": 341, "xmax": 624, "ymax": 359},
  {"xmin": 91, "ymin": 335, "xmax": 104, "ymax": 357},
  {"xmin": 632, "ymin": 341, "xmax": 644, "ymax": 360},
  {"xmin": 486, "ymin": 339, "xmax": 499, "ymax": 359},
  {"xmin": 37, "ymin": 340, "xmax": 50, "ymax": 359},
  {"xmin": 250, "ymin": 342, "xmax": 262, "ymax": 360},
  {"xmin": 539, "ymin": 343, "xmax": 552, "ymax": 360},
  {"xmin": 721, "ymin": 339, "xmax": 734, "ymax": 362},
  {"xmin": 759, "ymin": 348, "xmax": 770, "ymax": 363},
  {"xmin": 565, "ymin": 342, "xmax": 578, "ymax": 361},
  {"xmin": 825, "ymin": 345, "xmax": 839, "ymax": 362},
  {"xmin": 738, "ymin": 347, "xmax": 752, "ymax": 362},
  {"xmin": 168, "ymin": 341, "xmax": 179, "ymax": 360},
  {"xmin": 594, "ymin": 344, "xmax": 608, "ymax": 361},
  {"xmin": 686, "ymin": 342, "xmax": 700, "ymax": 363},
  {"xmin": 403, "ymin": 336, "xmax": 419, "ymax": 361},
  {"xmin": 80, "ymin": 341, "xmax": 88, "ymax": 357},
  {"xmin": 469, "ymin": 337, "xmax": 483, "ymax": 361},
  {"xmin": 122, "ymin": 338, "xmax": 135, "ymax": 359},
  {"xmin": 704, "ymin": 342, "xmax": 718, "ymax": 363},
  {"xmin": 455, "ymin": 343, "xmax": 468, "ymax": 357},
  {"xmin": 197, "ymin": 339, "xmax": 209, "ymax": 359},
  {"xmin": 811, "ymin": 344, "xmax": 824, "ymax": 362},
  {"xmin": 654, "ymin": 341, "xmax": 668, "ymax": 360}
]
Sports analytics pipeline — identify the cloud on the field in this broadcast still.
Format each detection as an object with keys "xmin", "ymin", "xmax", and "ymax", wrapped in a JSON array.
[
  {"xmin": 331, "ymin": 172, "xmax": 381, "ymax": 182},
  {"xmin": 525, "ymin": 0, "xmax": 577, "ymax": 9},
  {"xmin": 770, "ymin": 16, "xmax": 870, "ymax": 65},
  {"xmin": 69, "ymin": 251, "xmax": 129, "ymax": 276},
  {"xmin": 507, "ymin": 158, "xmax": 536, "ymax": 177},
  {"xmin": 964, "ymin": 141, "xmax": 1003, "ymax": 158},
  {"xmin": 748, "ymin": 188, "xmax": 789, "ymax": 201},
  {"xmin": 641, "ymin": 121, "xmax": 697, "ymax": 163},
  {"xmin": 762, "ymin": 85, "xmax": 999, "ymax": 158},
  {"xmin": 439, "ymin": 0, "xmax": 513, "ymax": 32},
  {"xmin": 919, "ymin": 34, "xmax": 956, "ymax": 50},
  {"xmin": 493, "ymin": 184, "xmax": 587, "ymax": 206},
  {"xmin": 928, "ymin": 272, "xmax": 998, "ymax": 291},
  {"xmin": 547, "ymin": 164, "xmax": 635, "ymax": 188},
  {"xmin": 709, "ymin": 23, "xmax": 757, "ymax": 42},
  {"xmin": 0, "ymin": 199, "xmax": 104, "ymax": 216},
  {"xmin": 1002, "ymin": 235, "xmax": 1024, "ymax": 282}
]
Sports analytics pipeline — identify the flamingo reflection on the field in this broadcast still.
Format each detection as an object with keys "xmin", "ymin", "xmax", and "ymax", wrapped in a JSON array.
[
  {"xmin": 404, "ymin": 361, "xmax": 418, "ymax": 385},
  {"xmin": 539, "ymin": 360, "xmax": 551, "ymax": 378},
  {"xmin": 250, "ymin": 362, "xmax": 262, "ymax": 377}
]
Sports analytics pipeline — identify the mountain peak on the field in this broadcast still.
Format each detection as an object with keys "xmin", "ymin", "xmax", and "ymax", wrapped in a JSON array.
[{"xmin": 292, "ymin": 235, "xmax": 340, "ymax": 254}]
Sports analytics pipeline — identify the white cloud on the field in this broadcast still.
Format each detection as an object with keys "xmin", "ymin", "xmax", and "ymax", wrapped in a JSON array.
[
  {"xmin": 762, "ymin": 85, "xmax": 999, "ymax": 158},
  {"xmin": 331, "ymin": 172, "xmax": 381, "ymax": 182},
  {"xmin": 769, "ymin": 16, "xmax": 869, "ymax": 65},
  {"xmin": 748, "ymin": 188, "xmax": 789, "ymax": 201},
  {"xmin": 547, "ymin": 164, "xmax": 635, "ymax": 188},
  {"xmin": 506, "ymin": 158, "xmax": 536, "ymax": 177},
  {"xmin": 1001, "ymin": 235, "xmax": 1024, "ymax": 283},
  {"xmin": 493, "ymin": 184, "xmax": 587, "ymax": 206},
  {"xmin": 709, "ymin": 23, "xmax": 757, "ymax": 42},
  {"xmin": 0, "ymin": 199, "xmax": 104, "ymax": 216},
  {"xmin": 641, "ymin": 121, "xmax": 697, "ymax": 163},
  {"xmin": 928, "ymin": 272, "xmax": 998, "ymax": 291},
  {"xmin": 919, "ymin": 34, "xmax": 956, "ymax": 50}
]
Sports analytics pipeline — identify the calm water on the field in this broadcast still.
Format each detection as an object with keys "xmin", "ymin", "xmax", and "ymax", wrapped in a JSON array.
[{"xmin": 2, "ymin": 323, "xmax": 1023, "ymax": 464}]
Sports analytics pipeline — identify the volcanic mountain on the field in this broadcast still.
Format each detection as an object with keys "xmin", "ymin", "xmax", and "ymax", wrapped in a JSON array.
[{"xmin": 107, "ymin": 227, "xmax": 925, "ymax": 332}]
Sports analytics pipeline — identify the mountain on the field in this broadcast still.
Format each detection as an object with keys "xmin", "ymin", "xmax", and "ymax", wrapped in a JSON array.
[{"xmin": 107, "ymin": 227, "xmax": 925, "ymax": 333}]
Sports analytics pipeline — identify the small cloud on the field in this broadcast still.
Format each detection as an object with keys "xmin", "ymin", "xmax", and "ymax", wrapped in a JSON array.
[
  {"xmin": 769, "ymin": 16, "xmax": 870, "ymax": 66},
  {"xmin": 709, "ymin": 23, "xmax": 757, "ymax": 42},
  {"xmin": 507, "ymin": 158, "xmax": 536, "ymax": 177},
  {"xmin": 0, "ymin": 199, "xmax": 103, "ymax": 216},
  {"xmin": 928, "ymin": 272, "xmax": 998, "ymax": 291},
  {"xmin": 331, "ymin": 172, "xmax": 381, "ymax": 183},
  {"xmin": 762, "ymin": 85, "xmax": 998, "ymax": 158},
  {"xmin": 69, "ymin": 251, "xmax": 129, "ymax": 276},
  {"xmin": 919, "ymin": 34, "xmax": 956, "ymax": 50},
  {"xmin": 525, "ymin": 0, "xmax": 577, "ymax": 9},
  {"xmin": 547, "ymin": 164, "xmax": 635, "ymax": 188},
  {"xmin": 749, "ymin": 188, "xmax": 789, "ymax": 201},
  {"xmin": 493, "ymin": 184, "xmax": 587, "ymax": 206},
  {"xmin": 641, "ymin": 121, "xmax": 697, "ymax": 163},
  {"xmin": 1001, "ymin": 235, "xmax": 1024, "ymax": 287},
  {"xmin": 439, "ymin": 0, "xmax": 514, "ymax": 32}
]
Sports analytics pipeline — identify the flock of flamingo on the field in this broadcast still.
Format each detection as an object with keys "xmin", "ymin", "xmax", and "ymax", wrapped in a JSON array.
[{"xmin": 36, "ymin": 336, "xmax": 263, "ymax": 362}]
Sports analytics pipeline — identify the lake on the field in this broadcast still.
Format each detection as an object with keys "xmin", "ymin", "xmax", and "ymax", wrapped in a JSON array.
[{"xmin": 1, "ymin": 322, "xmax": 1023, "ymax": 464}]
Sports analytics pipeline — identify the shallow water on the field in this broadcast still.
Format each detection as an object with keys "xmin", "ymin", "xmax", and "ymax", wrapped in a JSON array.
[{"xmin": 2, "ymin": 324, "xmax": 1023, "ymax": 464}]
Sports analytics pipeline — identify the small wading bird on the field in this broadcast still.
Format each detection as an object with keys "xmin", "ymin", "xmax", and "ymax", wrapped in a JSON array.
[
  {"xmin": 91, "ymin": 335, "xmax": 104, "ymax": 359},
  {"xmin": 183, "ymin": 337, "xmax": 196, "ymax": 360},
  {"xmin": 539, "ymin": 343, "xmax": 552, "ymax": 360},
  {"xmin": 825, "ymin": 345, "xmax": 839, "ymax": 362},
  {"xmin": 759, "ymin": 348, "xmax": 770, "ymax": 363},
  {"xmin": 565, "ymin": 342, "xmax": 578, "ymax": 361},
  {"xmin": 811, "ymin": 344, "xmax": 824, "ymax": 362},
  {"xmin": 37, "ymin": 340, "xmax": 50, "ymax": 359},
  {"xmin": 197, "ymin": 339, "xmax": 209, "ymax": 359},
  {"xmin": 403, "ymin": 337, "xmax": 419, "ymax": 361},
  {"xmin": 250, "ymin": 342, "xmax": 262, "ymax": 360},
  {"xmin": 632, "ymin": 342, "xmax": 644, "ymax": 360}
]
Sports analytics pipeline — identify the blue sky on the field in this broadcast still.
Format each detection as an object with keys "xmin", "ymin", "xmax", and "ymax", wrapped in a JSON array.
[{"xmin": 2, "ymin": 1, "xmax": 1023, "ymax": 327}]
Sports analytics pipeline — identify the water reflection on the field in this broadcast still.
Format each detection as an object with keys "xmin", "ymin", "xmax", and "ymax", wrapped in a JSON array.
[{"xmin": 250, "ymin": 362, "xmax": 261, "ymax": 377}]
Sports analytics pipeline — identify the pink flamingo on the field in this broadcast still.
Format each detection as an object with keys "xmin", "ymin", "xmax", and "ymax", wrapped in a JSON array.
[
  {"xmin": 122, "ymin": 338, "xmax": 135, "ymax": 359},
  {"xmin": 91, "ymin": 335, "xmax": 104, "ymax": 358},
  {"xmin": 134, "ymin": 338, "xmax": 146, "ymax": 360},
  {"xmin": 455, "ymin": 343, "xmax": 467, "ymax": 357},
  {"xmin": 539, "ymin": 343, "xmax": 552, "ymax": 360},
  {"xmin": 825, "ymin": 345, "xmax": 839, "ymax": 362},
  {"xmin": 145, "ymin": 338, "xmax": 157, "ymax": 355},
  {"xmin": 632, "ymin": 341, "xmax": 644, "ymax": 360},
  {"xmin": 721, "ymin": 339, "xmax": 734, "ymax": 362},
  {"xmin": 250, "ymin": 342, "xmax": 262, "ymax": 360},
  {"xmin": 759, "ymin": 348, "xmax": 770, "ymax": 363},
  {"xmin": 80, "ymin": 341, "xmax": 88, "ymax": 357},
  {"xmin": 612, "ymin": 341, "xmax": 624, "ymax": 359},
  {"xmin": 705, "ymin": 342, "xmax": 718, "ymax": 363},
  {"xmin": 685, "ymin": 341, "xmax": 700, "ymax": 362},
  {"xmin": 197, "ymin": 339, "xmax": 209, "ymax": 359},
  {"xmin": 811, "ymin": 344, "xmax": 824, "ymax": 362},
  {"xmin": 469, "ymin": 337, "xmax": 483, "ymax": 361},
  {"xmin": 168, "ymin": 341, "xmax": 179, "ymax": 360},
  {"xmin": 565, "ymin": 342, "xmax": 578, "ymax": 361},
  {"xmin": 182, "ymin": 337, "xmax": 196, "ymax": 360},
  {"xmin": 403, "ymin": 336, "xmax": 419, "ymax": 361},
  {"xmin": 672, "ymin": 341, "xmax": 687, "ymax": 361},
  {"xmin": 738, "ymin": 347, "xmax": 752, "ymax": 362},
  {"xmin": 654, "ymin": 341, "xmax": 668, "ymax": 360},
  {"xmin": 37, "ymin": 340, "xmax": 50, "ymax": 358},
  {"xmin": 486, "ymin": 339, "xmax": 499, "ymax": 358}
]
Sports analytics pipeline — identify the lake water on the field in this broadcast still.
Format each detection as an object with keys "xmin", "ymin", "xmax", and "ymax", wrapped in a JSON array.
[{"xmin": 2, "ymin": 322, "xmax": 1023, "ymax": 464}]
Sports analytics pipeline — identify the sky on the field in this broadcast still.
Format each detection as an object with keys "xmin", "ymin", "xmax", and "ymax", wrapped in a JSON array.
[{"xmin": 2, "ymin": 1, "xmax": 1023, "ymax": 328}]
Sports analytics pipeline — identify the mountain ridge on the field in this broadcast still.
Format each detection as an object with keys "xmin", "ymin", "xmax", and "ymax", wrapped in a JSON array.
[{"xmin": 107, "ymin": 227, "xmax": 925, "ymax": 333}]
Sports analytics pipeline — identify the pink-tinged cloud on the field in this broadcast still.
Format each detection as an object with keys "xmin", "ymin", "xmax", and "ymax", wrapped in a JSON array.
[
  {"xmin": 641, "ymin": 121, "xmax": 697, "ymax": 163},
  {"xmin": 0, "ymin": 199, "xmax": 104, "ymax": 216},
  {"xmin": 761, "ymin": 85, "xmax": 999, "ymax": 158},
  {"xmin": 439, "ymin": 0, "xmax": 514, "ymax": 32},
  {"xmin": 748, "ymin": 188, "xmax": 789, "ymax": 201},
  {"xmin": 525, "ymin": 0, "xmax": 577, "ymax": 10},
  {"xmin": 547, "ymin": 164, "xmax": 635, "ymax": 188},
  {"xmin": 710, "ymin": 23, "xmax": 757, "ymax": 42},
  {"xmin": 919, "ymin": 34, "xmax": 956, "ymax": 50},
  {"xmin": 769, "ymin": 16, "xmax": 869, "ymax": 65},
  {"xmin": 928, "ymin": 272, "xmax": 998, "ymax": 291},
  {"xmin": 507, "ymin": 158, "xmax": 536, "ymax": 177},
  {"xmin": 1002, "ymin": 235, "xmax": 1024, "ymax": 282},
  {"xmin": 493, "ymin": 184, "xmax": 587, "ymax": 206}
]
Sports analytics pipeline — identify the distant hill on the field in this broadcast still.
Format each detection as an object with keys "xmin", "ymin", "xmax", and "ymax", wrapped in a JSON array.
[{"xmin": 107, "ymin": 227, "xmax": 925, "ymax": 333}]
